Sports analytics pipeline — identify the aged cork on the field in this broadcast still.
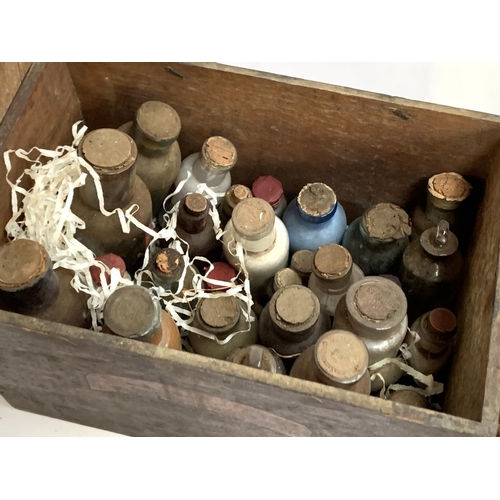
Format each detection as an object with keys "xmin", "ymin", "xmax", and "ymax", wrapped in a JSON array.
[
  {"xmin": 275, "ymin": 286, "xmax": 315, "ymax": 325},
  {"xmin": 354, "ymin": 282, "xmax": 402, "ymax": 321},
  {"xmin": 428, "ymin": 172, "xmax": 472, "ymax": 202},
  {"xmin": 136, "ymin": 101, "xmax": 181, "ymax": 142},
  {"xmin": 297, "ymin": 183, "xmax": 337, "ymax": 217},
  {"xmin": 313, "ymin": 244, "xmax": 351, "ymax": 279},
  {"xmin": 364, "ymin": 203, "xmax": 411, "ymax": 241},
  {"xmin": 155, "ymin": 249, "xmax": 182, "ymax": 276},
  {"xmin": 199, "ymin": 296, "xmax": 240, "ymax": 329},
  {"xmin": 0, "ymin": 239, "xmax": 47, "ymax": 288},
  {"xmin": 202, "ymin": 136, "xmax": 237, "ymax": 169}
]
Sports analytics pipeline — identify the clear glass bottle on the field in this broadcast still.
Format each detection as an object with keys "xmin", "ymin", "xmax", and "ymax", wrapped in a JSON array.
[
  {"xmin": 103, "ymin": 285, "xmax": 181, "ymax": 350},
  {"xmin": 219, "ymin": 184, "xmax": 253, "ymax": 228},
  {"xmin": 222, "ymin": 198, "xmax": 289, "ymax": 293},
  {"xmin": 308, "ymin": 244, "xmax": 364, "ymax": 317},
  {"xmin": 290, "ymin": 330, "xmax": 371, "ymax": 395},
  {"xmin": 169, "ymin": 136, "xmax": 237, "ymax": 208},
  {"xmin": 226, "ymin": 345, "xmax": 286, "ymax": 374},
  {"xmin": 400, "ymin": 221, "xmax": 463, "ymax": 320},
  {"xmin": 411, "ymin": 172, "xmax": 472, "ymax": 242},
  {"xmin": 290, "ymin": 249, "xmax": 315, "ymax": 285},
  {"xmin": 119, "ymin": 100, "xmax": 182, "ymax": 216},
  {"xmin": 388, "ymin": 390, "xmax": 430, "ymax": 409},
  {"xmin": 188, "ymin": 296, "xmax": 259, "ymax": 359},
  {"xmin": 342, "ymin": 203, "xmax": 411, "ymax": 276},
  {"xmin": 252, "ymin": 175, "xmax": 287, "ymax": 218},
  {"xmin": 71, "ymin": 128, "xmax": 153, "ymax": 273},
  {"xmin": 283, "ymin": 182, "xmax": 347, "ymax": 253},
  {"xmin": 333, "ymin": 276, "xmax": 408, "ymax": 365}
]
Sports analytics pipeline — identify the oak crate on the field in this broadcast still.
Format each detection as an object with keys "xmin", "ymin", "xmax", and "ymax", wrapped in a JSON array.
[{"xmin": 0, "ymin": 62, "xmax": 499, "ymax": 436}]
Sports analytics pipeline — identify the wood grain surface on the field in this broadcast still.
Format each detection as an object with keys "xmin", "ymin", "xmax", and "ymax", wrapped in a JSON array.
[{"xmin": 0, "ymin": 63, "xmax": 30, "ymax": 124}]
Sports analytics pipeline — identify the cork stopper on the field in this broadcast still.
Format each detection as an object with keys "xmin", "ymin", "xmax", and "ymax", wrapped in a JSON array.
[
  {"xmin": 79, "ymin": 129, "xmax": 137, "ymax": 174},
  {"xmin": 314, "ymin": 330, "xmax": 369, "ymax": 385},
  {"xmin": 291, "ymin": 249, "xmax": 314, "ymax": 279},
  {"xmin": 420, "ymin": 221, "xmax": 459, "ymax": 257},
  {"xmin": 232, "ymin": 198, "xmax": 275, "ymax": 240},
  {"xmin": 225, "ymin": 185, "xmax": 253, "ymax": 210},
  {"xmin": 90, "ymin": 254, "xmax": 127, "ymax": 286},
  {"xmin": 363, "ymin": 203, "xmax": 411, "ymax": 241},
  {"xmin": 103, "ymin": 286, "xmax": 161, "ymax": 340},
  {"xmin": 427, "ymin": 308, "xmax": 457, "ymax": 343},
  {"xmin": 205, "ymin": 262, "xmax": 237, "ymax": 291},
  {"xmin": 389, "ymin": 390, "xmax": 430, "ymax": 409},
  {"xmin": 428, "ymin": 172, "xmax": 472, "ymax": 210},
  {"xmin": 201, "ymin": 136, "xmax": 237, "ymax": 173},
  {"xmin": 252, "ymin": 175, "xmax": 284, "ymax": 207},
  {"xmin": 135, "ymin": 101, "xmax": 181, "ymax": 143},
  {"xmin": 154, "ymin": 248, "xmax": 183, "ymax": 279},
  {"xmin": 199, "ymin": 296, "xmax": 240, "ymax": 331},
  {"xmin": 0, "ymin": 239, "xmax": 48, "ymax": 290},
  {"xmin": 297, "ymin": 183, "xmax": 337, "ymax": 217},
  {"xmin": 312, "ymin": 244, "xmax": 352, "ymax": 281},
  {"xmin": 273, "ymin": 268, "xmax": 302, "ymax": 291},
  {"xmin": 183, "ymin": 193, "xmax": 208, "ymax": 216}
]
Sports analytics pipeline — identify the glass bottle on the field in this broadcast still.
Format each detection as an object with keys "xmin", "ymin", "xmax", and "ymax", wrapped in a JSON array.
[
  {"xmin": 290, "ymin": 330, "xmax": 371, "ymax": 395},
  {"xmin": 222, "ymin": 197, "xmax": 289, "ymax": 293},
  {"xmin": 0, "ymin": 239, "xmax": 90, "ymax": 329},
  {"xmin": 219, "ymin": 184, "xmax": 253, "ymax": 228},
  {"xmin": 204, "ymin": 262, "xmax": 238, "ymax": 291},
  {"xmin": 259, "ymin": 284, "xmax": 331, "ymax": 366},
  {"xmin": 252, "ymin": 175, "xmax": 287, "ymax": 218},
  {"xmin": 342, "ymin": 203, "xmax": 411, "ymax": 276},
  {"xmin": 103, "ymin": 285, "xmax": 181, "ymax": 350},
  {"xmin": 89, "ymin": 253, "xmax": 130, "ymax": 286},
  {"xmin": 369, "ymin": 355, "xmax": 405, "ymax": 393},
  {"xmin": 118, "ymin": 100, "xmax": 182, "ymax": 216},
  {"xmin": 333, "ymin": 276, "xmax": 408, "ymax": 365},
  {"xmin": 71, "ymin": 128, "xmax": 153, "ymax": 273},
  {"xmin": 388, "ymin": 390, "xmax": 430, "ymax": 409},
  {"xmin": 308, "ymin": 244, "xmax": 364, "ymax": 317},
  {"xmin": 411, "ymin": 172, "xmax": 472, "ymax": 242},
  {"xmin": 255, "ymin": 267, "xmax": 303, "ymax": 312},
  {"xmin": 188, "ymin": 296, "xmax": 259, "ymax": 359},
  {"xmin": 400, "ymin": 221, "xmax": 463, "ymax": 320},
  {"xmin": 169, "ymin": 135, "xmax": 237, "ymax": 208},
  {"xmin": 290, "ymin": 249, "xmax": 315, "ymax": 285},
  {"xmin": 283, "ymin": 182, "xmax": 347, "ymax": 253},
  {"xmin": 404, "ymin": 307, "xmax": 457, "ymax": 377},
  {"xmin": 226, "ymin": 345, "xmax": 286, "ymax": 374}
]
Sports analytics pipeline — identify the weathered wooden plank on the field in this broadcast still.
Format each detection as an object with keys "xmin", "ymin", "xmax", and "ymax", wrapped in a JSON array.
[{"xmin": 0, "ymin": 63, "xmax": 31, "ymax": 124}]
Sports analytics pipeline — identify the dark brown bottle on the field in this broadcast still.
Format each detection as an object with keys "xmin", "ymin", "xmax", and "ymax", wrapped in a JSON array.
[
  {"xmin": 226, "ymin": 345, "xmax": 286, "ymax": 374},
  {"xmin": 219, "ymin": 184, "xmax": 253, "ymax": 228},
  {"xmin": 71, "ymin": 128, "xmax": 153, "ymax": 273},
  {"xmin": 388, "ymin": 390, "xmax": 430, "ymax": 409},
  {"xmin": 0, "ymin": 239, "xmax": 90, "ymax": 329},
  {"xmin": 400, "ymin": 221, "xmax": 463, "ymax": 320},
  {"xmin": 290, "ymin": 330, "xmax": 371, "ymax": 395},
  {"xmin": 119, "ymin": 101, "xmax": 182, "ymax": 216},
  {"xmin": 259, "ymin": 284, "xmax": 331, "ymax": 365},
  {"xmin": 103, "ymin": 285, "xmax": 181, "ymax": 349}
]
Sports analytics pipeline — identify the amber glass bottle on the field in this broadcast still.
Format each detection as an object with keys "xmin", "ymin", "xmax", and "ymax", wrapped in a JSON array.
[{"xmin": 226, "ymin": 345, "xmax": 286, "ymax": 374}]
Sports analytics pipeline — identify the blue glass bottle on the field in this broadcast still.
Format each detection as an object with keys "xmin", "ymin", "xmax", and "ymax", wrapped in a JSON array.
[{"xmin": 283, "ymin": 182, "xmax": 347, "ymax": 253}]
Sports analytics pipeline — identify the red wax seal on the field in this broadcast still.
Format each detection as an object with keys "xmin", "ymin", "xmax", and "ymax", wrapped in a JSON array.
[
  {"xmin": 252, "ymin": 175, "xmax": 283, "ymax": 207},
  {"xmin": 90, "ymin": 254, "xmax": 127, "ymax": 286},
  {"xmin": 205, "ymin": 262, "xmax": 237, "ymax": 291}
]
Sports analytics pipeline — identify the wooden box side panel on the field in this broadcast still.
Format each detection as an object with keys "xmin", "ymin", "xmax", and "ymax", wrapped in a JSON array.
[
  {"xmin": 0, "ymin": 63, "xmax": 31, "ymax": 124},
  {"xmin": 0, "ymin": 62, "xmax": 83, "ymax": 245}
]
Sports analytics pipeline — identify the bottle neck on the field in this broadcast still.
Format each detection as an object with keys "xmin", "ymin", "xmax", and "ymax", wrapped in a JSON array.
[
  {"xmin": 235, "ymin": 227, "xmax": 276, "ymax": 253},
  {"xmin": 297, "ymin": 200, "xmax": 337, "ymax": 224},
  {"xmin": 425, "ymin": 194, "xmax": 460, "ymax": 225},
  {"xmin": 271, "ymin": 315, "xmax": 317, "ymax": 342},
  {"xmin": 313, "ymin": 267, "xmax": 353, "ymax": 294},
  {"xmin": 193, "ymin": 156, "xmax": 227, "ymax": 184},
  {"xmin": 131, "ymin": 122, "xmax": 175, "ymax": 158},
  {"xmin": 177, "ymin": 204, "xmax": 208, "ymax": 234}
]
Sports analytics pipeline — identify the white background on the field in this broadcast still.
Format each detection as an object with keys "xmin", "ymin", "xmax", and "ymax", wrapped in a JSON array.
[{"xmin": 1, "ymin": 62, "xmax": 500, "ymax": 437}]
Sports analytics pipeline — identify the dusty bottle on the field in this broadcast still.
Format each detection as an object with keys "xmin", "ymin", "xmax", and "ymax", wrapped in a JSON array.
[
  {"xmin": 400, "ymin": 221, "xmax": 463, "ymax": 320},
  {"xmin": 290, "ymin": 249, "xmax": 315, "ymax": 285},
  {"xmin": 369, "ymin": 356, "xmax": 406, "ymax": 393},
  {"xmin": 89, "ymin": 253, "xmax": 130, "ymax": 286},
  {"xmin": 255, "ymin": 267, "xmax": 303, "ymax": 311},
  {"xmin": 404, "ymin": 307, "xmax": 457, "ymax": 377},
  {"xmin": 411, "ymin": 172, "xmax": 472, "ymax": 242},
  {"xmin": 103, "ymin": 285, "xmax": 181, "ymax": 349},
  {"xmin": 219, "ymin": 184, "xmax": 253, "ymax": 228},
  {"xmin": 169, "ymin": 136, "xmax": 237, "ymax": 208},
  {"xmin": 283, "ymin": 182, "xmax": 347, "ymax": 253},
  {"xmin": 119, "ymin": 100, "xmax": 182, "ymax": 216},
  {"xmin": 290, "ymin": 330, "xmax": 371, "ymax": 395},
  {"xmin": 308, "ymin": 244, "xmax": 364, "ymax": 317},
  {"xmin": 204, "ymin": 262, "xmax": 238, "ymax": 291},
  {"xmin": 226, "ymin": 345, "xmax": 286, "ymax": 374},
  {"xmin": 0, "ymin": 239, "xmax": 90, "ymax": 329},
  {"xmin": 333, "ymin": 276, "xmax": 408, "ymax": 365},
  {"xmin": 388, "ymin": 390, "xmax": 430, "ymax": 409},
  {"xmin": 252, "ymin": 175, "xmax": 287, "ymax": 218},
  {"xmin": 188, "ymin": 296, "xmax": 259, "ymax": 359},
  {"xmin": 342, "ymin": 203, "xmax": 411, "ymax": 276},
  {"xmin": 223, "ymin": 197, "xmax": 289, "ymax": 293},
  {"xmin": 149, "ymin": 247, "xmax": 195, "ymax": 297},
  {"xmin": 71, "ymin": 128, "xmax": 153, "ymax": 272},
  {"xmin": 259, "ymin": 285, "xmax": 331, "ymax": 365}
]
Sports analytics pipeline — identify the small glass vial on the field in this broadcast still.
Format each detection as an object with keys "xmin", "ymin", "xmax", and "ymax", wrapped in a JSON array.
[
  {"xmin": 219, "ymin": 184, "xmax": 253, "ymax": 228},
  {"xmin": 90, "ymin": 253, "xmax": 130, "ymax": 286},
  {"xmin": 333, "ymin": 276, "xmax": 408, "ymax": 365},
  {"xmin": 149, "ymin": 247, "xmax": 195, "ymax": 297},
  {"xmin": 0, "ymin": 239, "xmax": 90, "ymax": 329},
  {"xmin": 252, "ymin": 175, "xmax": 287, "ymax": 218},
  {"xmin": 169, "ymin": 136, "xmax": 237, "ymax": 208},
  {"xmin": 405, "ymin": 307, "xmax": 457, "ymax": 377},
  {"xmin": 400, "ymin": 221, "xmax": 463, "ymax": 320},
  {"xmin": 222, "ymin": 197, "xmax": 289, "ymax": 293},
  {"xmin": 103, "ymin": 285, "xmax": 181, "ymax": 350},
  {"xmin": 255, "ymin": 267, "xmax": 303, "ymax": 311},
  {"xmin": 226, "ymin": 345, "xmax": 286, "ymax": 374},
  {"xmin": 259, "ymin": 285, "xmax": 332, "ymax": 363},
  {"xmin": 342, "ymin": 203, "xmax": 411, "ymax": 276},
  {"xmin": 204, "ymin": 262, "xmax": 238, "ymax": 291},
  {"xmin": 188, "ymin": 296, "xmax": 259, "ymax": 359},
  {"xmin": 283, "ymin": 182, "xmax": 347, "ymax": 253},
  {"xmin": 411, "ymin": 172, "xmax": 472, "ymax": 241},
  {"xmin": 291, "ymin": 249, "xmax": 315, "ymax": 285},
  {"xmin": 388, "ymin": 390, "xmax": 430, "ymax": 409},
  {"xmin": 119, "ymin": 100, "xmax": 182, "ymax": 216},
  {"xmin": 71, "ymin": 128, "xmax": 153, "ymax": 272},
  {"xmin": 290, "ymin": 330, "xmax": 371, "ymax": 395},
  {"xmin": 308, "ymin": 244, "xmax": 364, "ymax": 317}
]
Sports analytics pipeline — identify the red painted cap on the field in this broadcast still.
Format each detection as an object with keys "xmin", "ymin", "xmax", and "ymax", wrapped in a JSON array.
[
  {"xmin": 90, "ymin": 254, "xmax": 127, "ymax": 286},
  {"xmin": 205, "ymin": 262, "xmax": 237, "ymax": 291},
  {"xmin": 252, "ymin": 175, "xmax": 283, "ymax": 207}
]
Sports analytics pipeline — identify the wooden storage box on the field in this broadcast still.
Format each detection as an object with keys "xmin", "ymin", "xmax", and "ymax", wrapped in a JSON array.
[{"xmin": 0, "ymin": 62, "xmax": 499, "ymax": 436}]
